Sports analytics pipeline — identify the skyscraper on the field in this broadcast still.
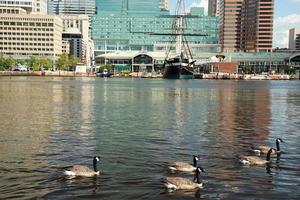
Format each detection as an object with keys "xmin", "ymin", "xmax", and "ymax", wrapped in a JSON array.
[
  {"xmin": 95, "ymin": 0, "xmax": 169, "ymax": 16},
  {"xmin": 289, "ymin": 28, "xmax": 300, "ymax": 50},
  {"xmin": 208, "ymin": 0, "xmax": 221, "ymax": 16},
  {"xmin": 219, "ymin": 0, "xmax": 274, "ymax": 52},
  {"xmin": 48, "ymin": 0, "xmax": 95, "ymax": 18}
]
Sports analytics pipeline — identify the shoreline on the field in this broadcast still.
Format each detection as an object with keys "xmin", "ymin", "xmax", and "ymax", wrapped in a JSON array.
[{"xmin": 0, "ymin": 71, "xmax": 298, "ymax": 80}]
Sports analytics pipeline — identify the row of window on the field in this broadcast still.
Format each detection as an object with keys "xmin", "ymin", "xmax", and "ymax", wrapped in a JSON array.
[
  {"xmin": 1, "ymin": 41, "xmax": 54, "ymax": 46},
  {"xmin": 0, "ymin": 37, "xmax": 54, "ymax": 42},
  {"xmin": 0, "ymin": 22, "xmax": 54, "ymax": 26},
  {"xmin": 0, "ymin": 31, "xmax": 54, "ymax": 36},
  {"xmin": 0, "ymin": 27, "xmax": 54, "ymax": 31},
  {"xmin": 0, "ymin": 47, "xmax": 54, "ymax": 51},
  {"xmin": 3, "ymin": 52, "xmax": 55, "ymax": 56},
  {"xmin": 0, "ymin": 17, "xmax": 54, "ymax": 22}
]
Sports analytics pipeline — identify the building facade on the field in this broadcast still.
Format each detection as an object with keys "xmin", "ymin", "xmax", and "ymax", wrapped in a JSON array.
[
  {"xmin": 48, "ymin": 0, "xmax": 95, "ymax": 66},
  {"xmin": 208, "ymin": 0, "xmax": 221, "ymax": 16},
  {"xmin": 60, "ymin": 14, "xmax": 92, "ymax": 66},
  {"xmin": 289, "ymin": 28, "xmax": 300, "ymax": 50},
  {"xmin": 219, "ymin": 0, "xmax": 274, "ymax": 52},
  {"xmin": 95, "ymin": 0, "xmax": 169, "ymax": 16},
  {"xmin": 47, "ymin": 0, "xmax": 95, "ymax": 19},
  {"xmin": 93, "ymin": 1, "xmax": 219, "ymax": 56},
  {"xmin": 0, "ymin": 7, "xmax": 62, "ymax": 59},
  {"xmin": 0, "ymin": 0, "xmax": 47, "ymax": 14}
]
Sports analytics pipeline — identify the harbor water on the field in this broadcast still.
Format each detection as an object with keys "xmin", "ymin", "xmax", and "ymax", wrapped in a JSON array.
[{"xmin": 0, "ymin": 77, "xmax": 300, "ymax": 199}]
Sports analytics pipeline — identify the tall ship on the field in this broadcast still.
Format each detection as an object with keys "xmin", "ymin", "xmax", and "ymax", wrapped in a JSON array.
[{"xmin": 163, "ymin": 0, "xmax": 203, "ymax": 79}]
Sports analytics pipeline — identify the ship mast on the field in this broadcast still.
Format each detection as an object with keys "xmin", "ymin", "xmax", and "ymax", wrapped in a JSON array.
[{"xmin": 175, "ymin": 0, "xmax": 186, "ymax": 57}]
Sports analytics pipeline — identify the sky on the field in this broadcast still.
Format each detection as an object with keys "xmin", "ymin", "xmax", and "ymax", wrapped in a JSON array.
[{"xmin": 169, "ymin": 0, "xmax": 300, "ymax": 48}]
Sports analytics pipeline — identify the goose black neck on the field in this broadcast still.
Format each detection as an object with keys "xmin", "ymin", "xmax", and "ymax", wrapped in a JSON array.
[
  {"xmin": 276, "ymin": 140, "xmax": 280, "ymax": 152},
  {"xmin": 93, "ymin": 159, "xmax": 98, "ymax": 172},
  {"xmin": 193, "ymin": 157, "xmax": 197, "ymax": 167},
  {"xmin": 266, "ymin": 150, "xmax": 272, "ymax": 161},
  {"xmin": 195, "ymin": 171, "xmax": 201, "ymax": 184}
]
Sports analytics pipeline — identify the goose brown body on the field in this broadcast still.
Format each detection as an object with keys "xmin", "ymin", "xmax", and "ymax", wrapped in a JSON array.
[
  {"xmin": 164, "ymin": 167, "xmax": 204, "ymax": 190},
  {"xmin": 63, "ymin": 156, "xmax": 101, "ymax": 177},
  {"xmin": 169, "ymin": 162, "xmax": 197, "ymax": 172},
  {"xmin": 253, "ymin": 145, "xmax": 275, "ymax": 154},
  {"xmin": 163, "ymin": 177, "xmax": 203, "ymax": 190},
  {"xmin": 252, "ymin": 138, "xmax": 284, "ymax": 154},
  {"xmin": 239, "ymin": 148, "xmax": 276, "ymax": 165},
  {"xmin": 168, "ymin": 155, "xmax": 199, "ymax": 172},
  {"xmin": 63, "ymin": 165, "xmax": 99, "ymax": 177}
]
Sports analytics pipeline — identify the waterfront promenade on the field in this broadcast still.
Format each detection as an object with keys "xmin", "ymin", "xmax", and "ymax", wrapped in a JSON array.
[{"xmin": 0, "ymin": 70, "xmax": 297, "ymax": 80}]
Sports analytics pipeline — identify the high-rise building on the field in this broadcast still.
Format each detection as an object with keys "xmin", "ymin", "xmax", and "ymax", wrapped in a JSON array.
[
  {"xmin": 47, "ymin": 0, "xmax": 95, "ymax": 19},
  {"xmin": 47, "ymin": 0, "xmax": 95, "ymax": 66},
  {"xmin": 208, "ymin": 0, "xmax": 221, "ymax": 16},
  {"xmin": 289, "ymin": 28, "xmax": 300, "ymax": 50},
  {"xmin": 0, "ymin": 0, "xmax": 47, "ymax": 14},
  {"xmin": 95, "ymin": 0, "xmax": 169, "ymax": 16},
  {"xmin": 219, "ymin": 0, "xmax": 274, "ymax": 52},
  {"xmin": 93, "ymin": 13, "xmax": 219, "ymax": 55},
  {"xmin": 0, "ymin": 7, "xmax": 62, "ymax": 59},
  {"xmin": 60, "ymin": 14, "xmax": 93, "ymax": 66}
]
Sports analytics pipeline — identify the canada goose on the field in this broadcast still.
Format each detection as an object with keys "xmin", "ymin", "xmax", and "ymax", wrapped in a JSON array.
[
  {"xmin": 168, "ymin": 155, "xmax": 200, "ymax": 172},
  {"xmin": 163, "ymin": 167, "xmax": 204, "ymax": 190},
  {"xmin": 239, "ymin": 148, "xmax": 276, "ymax": 165},
  {"xmin": 252, "ymin": 138, "xmax": 284, "ymax": 155},
  {"xmin": 63, "ymin": 156, "xmax": 101, "ymax": 177}
]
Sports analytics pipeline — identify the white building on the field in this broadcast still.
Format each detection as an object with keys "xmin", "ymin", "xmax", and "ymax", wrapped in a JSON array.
[
  {"xmin": 60, "ymin": 14, "xmax": 92, "ymax": 66},
  {"xmin": 289, "ymin": 28, "xmax": 300, "ymax": 50},
  {"xmin": 0, "ymin": 0, "xmax": 47, "ymax": 14},
  {"xmin": 47, "ymin": 0, "xmax": 95, "ymax": 19},
  {"xmin": 0, "ymin": 7, "xmax": 62, "ymax": 59}
]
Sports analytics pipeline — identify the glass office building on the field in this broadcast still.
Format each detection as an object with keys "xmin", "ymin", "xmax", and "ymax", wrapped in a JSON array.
[
  {"xmin": 96, "ymin": 0, "xmax": 168, "ymax": 15},
  {"xmin": 92, "ymin": 1, "xmax": 219, "ymax": 55}
]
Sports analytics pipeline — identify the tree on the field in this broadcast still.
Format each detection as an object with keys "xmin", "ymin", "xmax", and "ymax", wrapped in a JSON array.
[
  {"xmin": 68, "ymin": 55, "xmax": 80, "ymax": 71},
  {"xmin": 56, "ymin": 53, "xmax": 69, "ymax": 71},
  {"xmin": 27, "ymin": 56, "xmax": 37, "ymax": 70},
  {"xmin": 0, "ymin": 57, "xmax": 15, "ymax": 70},
  {"xmin": 99, "ymin": 64, "xmax": 113, "ymax": 73},
  {"xmin": 36, "ymin": 57, "xmax": 52, "ymax": 71}
]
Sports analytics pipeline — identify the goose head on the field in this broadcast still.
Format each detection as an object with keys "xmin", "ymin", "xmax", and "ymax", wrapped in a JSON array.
[
  {"xmin": 266, "ymin": 148, "xmax": 276, "ymax": 161},
  {"xmin": 193, "ymin": 155, "xmax": 200, "ymax": 167},
  {"xmin": 276, "ymin": 138, "xmax": 284, "ymax": 152},
  {"xmin": 276, "ymin": 138, "xmax": 284, "ymax": 143}
]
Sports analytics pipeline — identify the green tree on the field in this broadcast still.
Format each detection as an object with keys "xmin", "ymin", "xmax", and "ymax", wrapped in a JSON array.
[
  {"xmin": 99, "ymin": 64, "xmax": 113, "ymax": 72},
  {"xmin": 68, "ymin": 55, "xmax": 80, "ymax": 71},
  {"xmin": 35, "ymin": 57, "xmax": 53, "ymax": 71},
  {"xmin": 17, "ymin": 59, "xmax": 27, "ymax": 66},
  {"xmin": 0, "ymin": 57, "xmax": 16, "ymax": 70},
  {"xmin": 42, "ymin": 58, "xmax": 53, "ymax": 70},
  {"xmin": 56, "ymin": 53, "xmax": 69, "ymax": 71},
  {"xmin": 27, "ymin": 56, "xmax": 37, "ymax": 70}
]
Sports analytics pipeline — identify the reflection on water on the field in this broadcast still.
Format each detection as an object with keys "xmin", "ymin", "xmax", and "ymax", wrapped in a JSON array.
[{"xmin": 0, "ymin": 77, "xmax": 300, "ymax": 199}]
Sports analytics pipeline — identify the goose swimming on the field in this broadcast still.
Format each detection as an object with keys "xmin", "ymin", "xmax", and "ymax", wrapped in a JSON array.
[
  {"xmin": 252, "ymin": 138, "xmax": 284, "ymax": 155},
  {"xmin": 63, "ymin": 156, "xmax": 101, "ymax": 177},
  {"xmin": 239, "ymin": 148, "xmax": 276, "ymax": 165},
  {"xmin": 168, "ymin": 155, "xmax": 200, "ymax": 172},
  {"xmin": 163, "ymin": 167, "xmax": 204, "ymax": 190}
]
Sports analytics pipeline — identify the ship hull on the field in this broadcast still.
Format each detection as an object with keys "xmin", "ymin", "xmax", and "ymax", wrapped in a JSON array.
[{"xmin": 163, "ymin": 62, "xmax": 194, "ymax": 79}]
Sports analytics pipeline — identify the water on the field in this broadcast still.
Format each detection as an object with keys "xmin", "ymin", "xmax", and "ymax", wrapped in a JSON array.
[{"xmin": 0, "ymin": 77, "xmax": 299, "ymax": 199}]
